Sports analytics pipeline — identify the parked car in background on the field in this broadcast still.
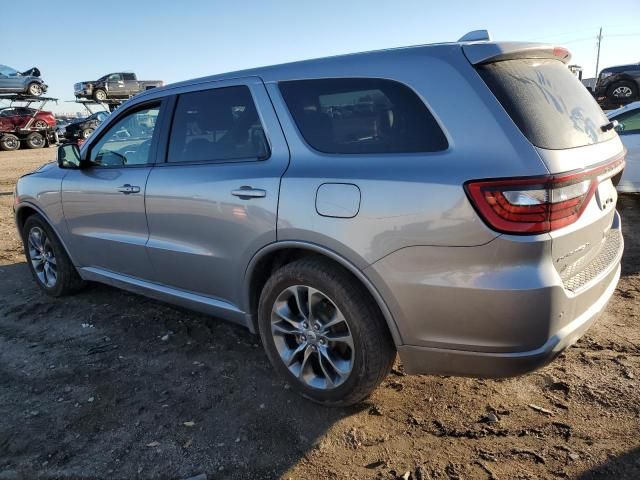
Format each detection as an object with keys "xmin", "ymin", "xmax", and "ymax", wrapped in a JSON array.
[
  {"xmin": 74, "ymin": 73, "xmax": 163, "ymax": 101},
  {"xmin": 608, "ymin": 101, "xmax": 640, "ymax": 192},
  {"xmin": 0, "ymin": 65, "xmax": 48, "ymax": 96},
  {"xmin": 55, "ymin": 118, "xmax": 72, "ymax": 142},
  {"xmin": 595, "ymin": 63, "xmax": 640, "ymax": 104},
  {"xmin": 64, "ymin": 111, "xmax": 109, "ymax": 140},
  {"xmin": 15, "ymin": 35, "xmax": 625, "ymax": 406},
  {"xmin": 0, "ymin": 107, "xmax": 56, "ymax": 130}
]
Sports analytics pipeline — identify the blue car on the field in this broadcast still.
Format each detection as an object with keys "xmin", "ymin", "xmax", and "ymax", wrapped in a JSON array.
[{"xmin": 0, "ymin": 65, "xmax": 48, "ymax": 96}]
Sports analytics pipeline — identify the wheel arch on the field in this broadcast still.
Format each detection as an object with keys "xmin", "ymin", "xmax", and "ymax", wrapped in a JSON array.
[
  {"xmin": 243, "ymin": 241, "xmax": 403, "ymax": 345},
  {"xmin": 15, "ymin": 203, "xmax": 77, "ymax": 265}
]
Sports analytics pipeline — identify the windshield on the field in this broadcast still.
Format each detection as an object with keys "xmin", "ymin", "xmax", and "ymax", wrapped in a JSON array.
[
  {"xmin": 0, "ymin": 65, "xmax": 19, "ymax": 76},
  {"xmin": 477, "ymin": 59, "xmax": 615, "ymax": 149}
]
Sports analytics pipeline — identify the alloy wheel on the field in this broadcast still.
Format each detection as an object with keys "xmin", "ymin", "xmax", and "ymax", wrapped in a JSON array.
[
  {"xmin": 28, "ymin": 227, "xmax": 57, "ymax": 288},
  {"xmin": 270, "ymin": 285, "xmax": 354, "ymax": 389},
  {"xmin": 612, "ymin": 86, "xmax": 633, "ymax": 98},
  {"xmin": 29, "ymin": 84, "xmax": 42, "ymax": 96}
]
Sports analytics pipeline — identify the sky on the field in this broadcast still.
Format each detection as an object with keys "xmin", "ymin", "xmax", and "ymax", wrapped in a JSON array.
[{"xmin": 2, "ymin": 0, "xmax": 639, "ymax": 114}]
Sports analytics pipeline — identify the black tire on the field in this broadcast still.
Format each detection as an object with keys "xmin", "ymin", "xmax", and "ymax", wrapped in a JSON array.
[
  {"xmin": 258, "ymin": 257, "xmax": 396, "ymax": 406},
  {"xmin": 25, "ymin": 132, "xmax": 45, "ymax": 149},
  {"xmin": 93, "ymin": 89, "xmax": 107, "ymax": 102},
  {"xmin": 607, "ymin": 80, "xmax": 638, "ymax": 101},
  {"xmin": 81, "ymin": 128, "xmax": 94, "ymax": 139},
  {"xmin": 22, "ymin": 214, "xmax": 85, "ymax": 297},
  {"xmin": 0, "ymin": 134, "xmax": 20, "ymax": 151},
  {"xmin": 27, "ymin": 82, "xmax": 43, "ymax": 96}
]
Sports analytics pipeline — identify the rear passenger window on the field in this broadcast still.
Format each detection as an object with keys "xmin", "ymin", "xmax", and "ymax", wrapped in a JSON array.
[
  {"xmin": 167, "ymin": 86, "xmax": 269, "ymax": 163},
  {"xmin": 279, "ymin": 78, "xmax": 447, "ymax": 154}
]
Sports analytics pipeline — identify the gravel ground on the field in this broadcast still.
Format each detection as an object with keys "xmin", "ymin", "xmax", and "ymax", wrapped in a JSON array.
[{"xmin": 0, "ymin": 148, "xmax": 639, "ymax": 480}]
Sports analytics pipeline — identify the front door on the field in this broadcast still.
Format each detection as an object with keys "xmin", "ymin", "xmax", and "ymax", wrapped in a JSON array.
[
  {"xmin": 61, "ymin": 101, "xmax": 165, "ymax": 278},
  {"xmin": 106, "ymin": 73, "xmax": 126, "ymax": 97},
  {"xmin": 144, "ymin": 78, "xmax": 289, "ymax": 307}
]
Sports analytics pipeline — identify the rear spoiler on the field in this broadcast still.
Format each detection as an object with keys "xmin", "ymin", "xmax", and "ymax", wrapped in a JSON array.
[{"xmin": 462, "ymin": 42, "xmax": 571, "ymax": 65}]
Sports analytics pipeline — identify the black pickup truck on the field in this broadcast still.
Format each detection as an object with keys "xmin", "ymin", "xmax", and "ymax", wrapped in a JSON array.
[{"xmin": 74, "ymin": 72, "xmax": 163, "ymax": 101}]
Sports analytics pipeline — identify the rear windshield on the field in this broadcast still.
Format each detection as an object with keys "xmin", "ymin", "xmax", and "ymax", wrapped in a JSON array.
[{"xmin": 478, "ymin": 59, "xmax": 615, "ymax": 150}]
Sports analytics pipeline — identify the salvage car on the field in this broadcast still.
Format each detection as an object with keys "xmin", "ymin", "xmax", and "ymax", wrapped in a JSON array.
[
  {"xmin": 0, "ymin": 65, "xmax": 48, "ymax": 96},
  {"xmin": 0, "ymin": 106, "xmax": 55, "ymax": 130},
  {"xmin": 74, "ymin": 72, "xmax": 163, "ymax": 101},
  {"xmin": 608, "ymin": 101, "xmax": 640, "ymax": 192},
  {"xmin": 64, "ymin": 111, "xmax": 109, "ymax": 140},
  {"xmin": 15, "ymin": 32, "xmax": 625, "ymax": 406}
]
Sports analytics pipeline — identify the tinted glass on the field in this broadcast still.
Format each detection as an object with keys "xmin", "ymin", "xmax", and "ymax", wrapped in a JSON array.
[
  {"xmin": 279, "ymin": 78, "xmax": 447, "ymax": 154},
  {"xmin": 122, "ymin": 73, "xmax": 136, "ymax": 81},
  {"xmin": 167, "ymin": 86, "xmax": 269, "ymax": 163},
  {"xmin": 89, "ymin": 105, "xmax": 160, "ymax": 167},
  {"xmin": 614, "ymin": 110, "xmax": 640, "ymax": 135},
  {"xmin": 478, "ymin": 59, "xmax": 616, "ymax": 149}
]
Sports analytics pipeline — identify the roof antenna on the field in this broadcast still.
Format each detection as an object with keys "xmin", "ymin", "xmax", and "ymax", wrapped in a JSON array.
[{"xmin": 458, "ymin": 30, "xmax": 491, "ymax": 42}]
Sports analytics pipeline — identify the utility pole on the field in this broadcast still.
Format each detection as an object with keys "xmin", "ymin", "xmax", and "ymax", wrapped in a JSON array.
[{"xmin": 595, "ymin": 27, "xmax": 603, "ymax": 78}]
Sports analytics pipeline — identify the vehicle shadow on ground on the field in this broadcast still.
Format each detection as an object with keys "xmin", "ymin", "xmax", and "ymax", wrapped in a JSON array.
[
  {"xmin": 576, "ymin": 447, "xmax": 640, "ymax": 479},
  {"xmin": 0, "ymin": 262, "xmax": 362, "ymax": 479}
]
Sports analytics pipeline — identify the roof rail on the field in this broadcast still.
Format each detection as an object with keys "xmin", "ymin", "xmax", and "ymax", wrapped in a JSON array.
[{"xmin": 458, "ymin": 30, "xmax": 491, "ymax": 42}]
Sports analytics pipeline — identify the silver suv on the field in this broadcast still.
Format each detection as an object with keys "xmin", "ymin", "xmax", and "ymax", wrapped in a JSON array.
[{"xmin": 14, "ymin": 33, "xmax": 626, "ymax": 406}]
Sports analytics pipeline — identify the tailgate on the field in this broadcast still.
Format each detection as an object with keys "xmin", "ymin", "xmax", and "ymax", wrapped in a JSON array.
[{"xmin": 467, "ymin": 43, "xmax": 626, "ymax": 289}]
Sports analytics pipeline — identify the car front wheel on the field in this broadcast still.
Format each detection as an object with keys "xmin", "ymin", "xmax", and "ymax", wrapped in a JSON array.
[
  {"xmin": 27, "ymin": 82, "xmax": 43, "ymax": 96},
  {"xmin": 258, "ymin": 257, "xmax": 396, "ymax": 406},
  {"xmin": 22, "ymin": 214, "xmax": 85, "ymax": 297}
]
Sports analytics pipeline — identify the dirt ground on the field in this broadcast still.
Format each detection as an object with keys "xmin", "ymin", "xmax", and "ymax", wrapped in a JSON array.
[{"xmin": 0, "ymin": 148, "xmax": 638, "ymax": 480}]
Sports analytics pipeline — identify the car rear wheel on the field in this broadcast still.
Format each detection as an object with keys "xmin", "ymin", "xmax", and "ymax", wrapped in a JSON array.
[
  {"xmin": 34, "ymin": 120, "xmax": 48, "ymax": 129},
  {"xmin": 81, "ymin": 128, "xmax": 94, "ymax": 139},
  {"xmin": 27, "ymin": 82, "xmax": 43, "ymax": 96},
  {"xmin": 258, "ymin": 257, "xmax": 396, "ymax": 406},
  {"xmin": 22, "ymin": 214, "xmax": 85, "ymax": 297},
  {"xmin": 0, "ymin": 134, "xmax": 20, "ymax": 151},
  {"xmin": 25, "ymin": 132, "xmax": 45, "ymax": 149},
  {"xmin": 608, "ymin": 81, "xmax": 638, "ymax": 101},
  {"xmin": 93, "ymin": 89, "xmax": 107, "ymax": 101}
]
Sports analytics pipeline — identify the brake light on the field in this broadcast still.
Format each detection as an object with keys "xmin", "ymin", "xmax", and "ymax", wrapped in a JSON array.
[{"xmin": 465, "ymin": 157, "xmax": 625, "ymax": 234}]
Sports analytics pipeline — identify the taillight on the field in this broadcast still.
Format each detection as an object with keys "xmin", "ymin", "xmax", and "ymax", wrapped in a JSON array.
[{"xmin": 465, "ymin": 157, "xmax": 625, "ymax": 234}]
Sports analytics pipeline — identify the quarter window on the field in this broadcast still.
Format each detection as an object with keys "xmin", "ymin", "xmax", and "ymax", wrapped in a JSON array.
[
  {"xmin": 167, "ymin": 86, "xmax": 269, "ymax": 163},
  {"xmin": 279, "ymin": 78, "xmax": 448, "ymax": 154},
  {"xmin": 89, "ymin": 105, "xmax": 160, "ymax": 167}
]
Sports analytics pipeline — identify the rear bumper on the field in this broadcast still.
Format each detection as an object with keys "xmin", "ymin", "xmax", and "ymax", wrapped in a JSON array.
[
  {"xmin": 368, "ymin": 211, "xmax": 623, "ymax": 378},
  {"xmin": 397, "ymin": 263, "xmax": 619, "ymax": 377}
]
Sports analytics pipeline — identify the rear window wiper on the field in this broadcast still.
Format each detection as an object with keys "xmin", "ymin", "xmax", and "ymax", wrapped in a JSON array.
[{"xmin": 601, "ymin": 120, "xmax": 618, "ymax": 132}]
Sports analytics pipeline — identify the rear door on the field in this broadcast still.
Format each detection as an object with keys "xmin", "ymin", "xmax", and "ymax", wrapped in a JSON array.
[
  {"xmin": 144, "ymin": 77, "xmax": 289, "ymax": 307},
  {"xmin": 470, "ymin": 49, "xmax": 625, "ymax": 286},
  {"xmin": 61, "ymin": 100, "xmax": 166, "ymax": 278},
  {"xmin": 122, "ymin": 73, "xmax": 138, "ymax": 96}
]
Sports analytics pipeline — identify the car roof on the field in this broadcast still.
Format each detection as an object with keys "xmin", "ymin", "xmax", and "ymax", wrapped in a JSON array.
[{"xmin": 133, "ymin": 39, "xmax": 556, "ymax": 100}]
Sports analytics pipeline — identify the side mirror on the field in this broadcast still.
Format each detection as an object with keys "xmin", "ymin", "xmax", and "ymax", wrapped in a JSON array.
[
  {"xmin": 57, "ymin": 143, "xmax": 81, "ymax": 169},
  {"xmin": 615, "ymin": 123, "xmax": 625, "ymax": 133}
]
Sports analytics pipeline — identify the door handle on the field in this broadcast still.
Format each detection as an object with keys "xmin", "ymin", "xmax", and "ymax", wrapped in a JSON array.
[
  {"xmin": 117, "ymin": 184, "xmax": 141, "ymax": 194},
  {"xmin": 231, "ymin": 186, "xmax": 266, "ymax": 199}
]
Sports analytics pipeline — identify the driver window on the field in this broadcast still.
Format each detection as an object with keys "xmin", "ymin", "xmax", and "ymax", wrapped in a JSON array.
[
  {"xmin": 108, "ymin": 74, "xmax": 122, "ymax": 82},
  {"xmin": 89, "ymin": 105, "xmax": 160, "ymax": 167}
]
